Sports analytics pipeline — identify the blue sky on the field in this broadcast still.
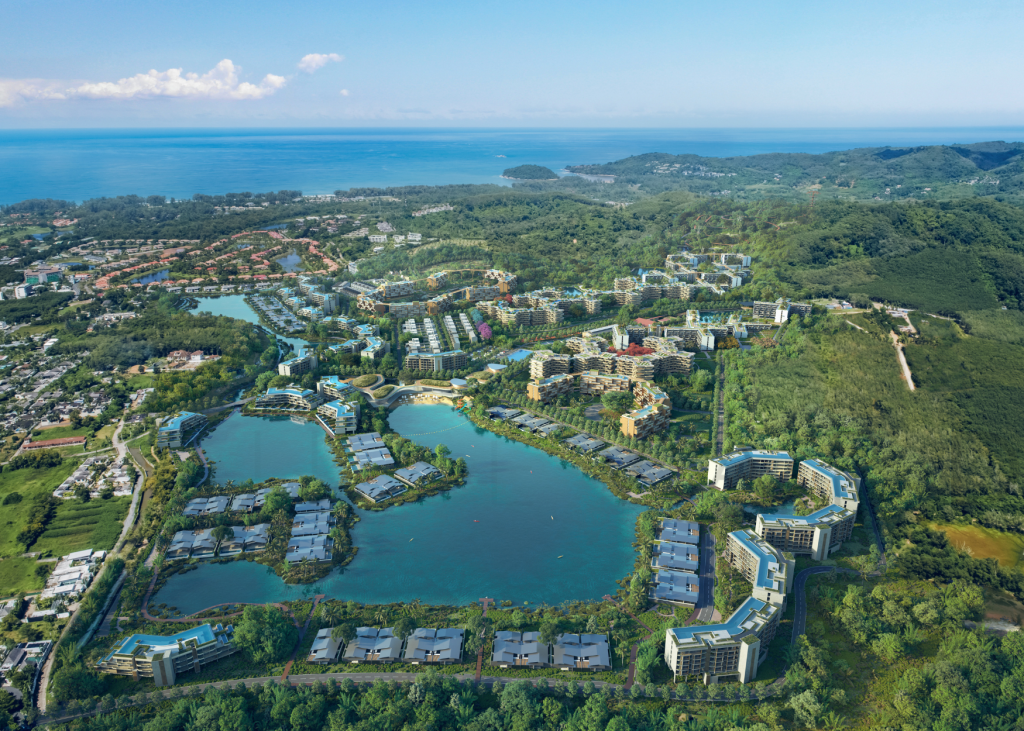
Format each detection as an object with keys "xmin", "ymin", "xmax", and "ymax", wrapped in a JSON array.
[{"xmin": 2, "ymin": 0, "xmax": 1022, "ymax": 127}]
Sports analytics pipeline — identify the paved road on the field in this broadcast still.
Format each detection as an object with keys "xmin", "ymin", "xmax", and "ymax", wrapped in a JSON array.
[
  {"xmin": 791, "ymin": 567, "xmax": 857, "ymax": 645},
  {"xmin": 714, "ymin": 353, "xmax": 725, "ymax": 457},
  {"xmin": 691, "ymin": 531, "xmax": 719, "ymax": 623}
]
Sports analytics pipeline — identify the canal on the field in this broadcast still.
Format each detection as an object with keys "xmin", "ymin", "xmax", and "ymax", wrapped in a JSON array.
[{"xmin": 156, "ymin": 403, "xmax": 643, "ymax": 611}]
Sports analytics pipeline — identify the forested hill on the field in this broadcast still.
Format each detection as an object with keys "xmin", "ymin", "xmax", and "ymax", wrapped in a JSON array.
[
  {"xmin": 562, "ymin": 140, "xmax": 1024, "ymax": 200},
  {"xmin": 502, "ymin": 164, "xmax": 558, "ymax": 180}
]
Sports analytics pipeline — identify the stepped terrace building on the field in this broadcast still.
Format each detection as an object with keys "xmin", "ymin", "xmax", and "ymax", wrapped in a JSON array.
[
  {"xmin": 620, "ymin": 402, "xmax": 670, "ymax": 439},
  {"xmin": 707, "ymin": 450, "xmax": 794, "ymax": 491},
  {"xmin": 527, "ymin": 373, "xmax": 574, "ymax": 403},
  {"xmin": 529, "ymin": 350, "xmax": 574, "ymax": 379},
  {"xmin": 552, "ymin": 634, "xmax": 611, "ymax": 672},
  {"xmin": 317, "ymin": 376, "xmax": 354, "ymax": 400},
  {"xmin": 97, "ymin": 624, "xmax": 237, "ymax": 686},
  {"xmin": 403, "ymin": 628, "xmax": 465, "ymax": 664},
  {"xmin": 664, "ymin": 597, "xmax": 780, "ymax": 684},
  {"xmin": 755, "ymin": 505, "xmax": 856, "ymax": 561},
  {"xmin": 797, "ymin": 459, "xmax": 860, "ymax": 515},
  {"xmin": 156, "ymin": 412, "xmax": 207, "ymax": 449},
  {"xmin": 724, "ymin": 529, "xmax": 794, "ymax": 608},
  {"xmin": 579, "ymin": 371, "xmax": 631, "ymax": 396},
  {"xmin": 255, "ymin": 386, "xmax": 323, "ymax": 411}
]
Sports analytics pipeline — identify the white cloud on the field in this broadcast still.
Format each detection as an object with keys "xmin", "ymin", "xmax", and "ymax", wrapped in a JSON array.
[
  {"xmin": 0, "ymin": 60, "xmax": 286, "ymax": 107},
  {"xmin": 298, "ymin": 53, "xmax": 343, "ymax": 73},
  {"xmin": 339, "ymin": 89, "xmax": 350, "ymax": 96}
]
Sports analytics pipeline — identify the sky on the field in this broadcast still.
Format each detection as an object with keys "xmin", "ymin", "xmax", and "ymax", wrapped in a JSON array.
[{"xmin": 2, "ymin": 0, "xmax": 1022, "ymax": 128}]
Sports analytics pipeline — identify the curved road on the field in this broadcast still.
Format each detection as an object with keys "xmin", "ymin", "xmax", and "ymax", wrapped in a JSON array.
[{"xmin": 790, "ymin": 567, "xmax": 857, "ymax": 645}]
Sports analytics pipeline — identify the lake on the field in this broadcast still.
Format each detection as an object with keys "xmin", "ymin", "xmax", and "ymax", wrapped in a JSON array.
[
  {"xmin": 132, "ymin": 268, "xmax": 170, "ymax": 285},
  {"xmin": 192, "ymin": 293, "xmax": 308, "ymax": 352},
  {"xmin": 276, "ymin": 250, "xmax": 304, "ymax": 273},
  {"xmin": 156, "ymin": 403, "xmax": 644, "ymax": 611}
]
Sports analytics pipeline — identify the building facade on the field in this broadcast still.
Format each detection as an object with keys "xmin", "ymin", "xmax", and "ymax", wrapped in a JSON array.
[{"xmin": 707, "ymin": 450, "xmax": 794, "ymax": 491}]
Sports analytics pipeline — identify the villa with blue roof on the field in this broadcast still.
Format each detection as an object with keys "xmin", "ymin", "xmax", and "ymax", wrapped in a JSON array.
[
  {"xmin": 156, "ymin": 412, "xmax": 207, "ymax": 449},
  {"xmin": 724, "ymin": 529, "xmax": 794, "ymax": 609},
  {"xmin": 96, "ymin": 624, "xmax": 237, "ymax": 686},
  {"xmin": 755, "ymin": 504, "xmax": 856, "ymax": 561},
  {"xmin": 664, "ymin": 596, "xmax": 780, "ymax": 684},
  {"xmin": 797, "ymin": 459, "xmax": 860, "ymax": 515},
  {"xmin": 707, "ymin": 449, "xmax": 794, "ymax": 491}
]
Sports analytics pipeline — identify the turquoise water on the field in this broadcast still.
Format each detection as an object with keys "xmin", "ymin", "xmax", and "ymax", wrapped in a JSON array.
[
  {"xmin": 4, "ymin": 127, "xmax": 1023, "ymax": 203},
  {"xmin": 746, "ymin": 498, "xmax": 797, "ymax": 515},
  {"xmin": 157, "ymin": 403, "xmax": 643, "ymax": 610},
  {"xmin": 201, "ymin": 411, "xmax": 341, "ymax": 487},
  {"xmin": 194, "ymin": 294, "xmax": 307, "ymax": 352}
]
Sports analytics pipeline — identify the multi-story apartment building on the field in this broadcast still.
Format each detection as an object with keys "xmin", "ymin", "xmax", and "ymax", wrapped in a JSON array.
[
  {"xmin": 724, "ymin": 529, "xmax": 794, "ymax": 609},
  {"xmin": 310, "ymin": 290, "xmax": 338, "ymax": 313},
  {"xmin": 707, "ymin": 450, "xmax": 794, "ymax": 491},
  {"xmin": 663, "ymin": 597, "xmax": 780, "ymax": 684},
  {"xmin": 755, "ymin": 505, "xmax": 856, "ymax": 561},
  {"xmin": 621, "ymin": 402, "xmax": 670, "ymax": 439},
  {"xmin": 752, "ymin": 298, "xmax": 813, "ymax": 322},
  {"xmin": 277, "ymin": 351, "xmax": 318, "ymax": 377},
  {"xmin": 156, "ymin": 412, "xmax": 207, "ymax": 448},
  {"xmin": 579, "ymin": 371, "xmax": 631, "ymax": 396},
  {"xmin": 427, "ymin": 271, "xmax": 448, "ymax": 289},
  {"xmin": 797, "ymin": 459, "xmax": 860, "ymax": 515},
  {"xmin": 529, "ymin": 350, "xmax": 574, "ymax": 380},
  {"xmin": 317, "ymin": 376, "xmax": 354, "ymax": 400},
  {"xmin": 380, "ymin": 280, "xmax": 415, "ymax": 298},
  {"xmin": 634, "ymin": 380, "xmax": 670, "ymax": 408},
  {"xmin": 254, "ymin": 387, "xmax": 323, "ymax": 411},
  {"xmin": 96, "ymin": 624, "xmax": 237, "ymax": 686},
  {"xmin": 404, "ymin": 350, "xmax": 468, "ymax": 371},
  {"xmin": 361, "ymin": 336, "xmax": 390, "ymax": 360},
  {"xmin": 527, "ymin": 373, "xmax": 575, "ymax": 403},
  {"xmin": 317, "ymin": 400, "xmax": 359, "ymax": 435}
]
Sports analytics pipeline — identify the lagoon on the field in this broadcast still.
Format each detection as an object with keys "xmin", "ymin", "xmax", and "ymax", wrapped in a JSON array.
[
  {"xmin": 132, "ymin": 269, "xmax": 170, "ymax": 285},
  {"xmin": 202, "ymin": 412, "xmax": 341, "ymax": 488},
  {"xmin": 157, "ymin": 404, "xmax": 643, "ymax": 611},
  {"xmin": 276, "ymin": 250, "xmax": 304, "ymax": 273},
  {"xmin": 193, "ymin": 293, "xmax": 308, "ymax": 352}
]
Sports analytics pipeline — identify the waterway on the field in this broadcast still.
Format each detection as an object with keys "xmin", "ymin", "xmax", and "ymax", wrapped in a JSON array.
[
  {"xmin": 156, "ymin": 403, "xmax": 643, "ymax": 611},
  {"xmin": 131, "ymin": 268, "xmax": 170, "ymax": 285},
  {"xmin": 276, "ymin": 250, "xmax": 305, "ymax": 273}
]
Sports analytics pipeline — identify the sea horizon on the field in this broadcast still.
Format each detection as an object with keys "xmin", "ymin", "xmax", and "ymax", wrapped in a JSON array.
[{"xmin": 3, "ymin": 126, "xmax": 1023, "ymax": 205}]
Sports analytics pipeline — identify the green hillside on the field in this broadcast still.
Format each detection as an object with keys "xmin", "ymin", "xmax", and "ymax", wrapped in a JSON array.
[{"xmin": 502, "ymin": 164, "xmax": 559, "ymax": 180}]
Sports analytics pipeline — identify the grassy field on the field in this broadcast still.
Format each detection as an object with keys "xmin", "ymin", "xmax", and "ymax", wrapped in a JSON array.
[
  {"xmin": 32, "ymin": 497, "xmax": 130, "ymax": 555},
  {"xmin": 33, "ymin": 424, "xmax": 91, "ymax": 441},
  {"xmin": 126, "ymin": 374, "xmax": 155, "ymax": 389},
  {"xmin": 931, "ymin": 523, "xmax": 1024, "ymax": 568},
  {"xmin": 0, "ymin": 556, "xmax": 46, "ymax": 596},
  {"xmin": 0, "ymin": 460, "xmax": 80, "ymax": 558}
]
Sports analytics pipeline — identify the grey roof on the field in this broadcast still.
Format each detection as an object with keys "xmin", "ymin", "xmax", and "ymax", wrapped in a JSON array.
[
  {"xmin": 291, "ymin": 522, "xmax": 332, "ymax": 537},
  {"xmin": 624, "ymin": 460, "xmax": 656, "ymax": 476},
  {"xmin": 654, "ymin": 542, "xmax": 700, "ymax": 573},
  {"xmin": 342, "ymin": 627, "xmax": 402, "ymax": 662},
  {"xmin": 348, "ymin": 432, "xmax": 385, "ymax": 451},
  {"xmin": 296, "ymin": 499, "xmax": 331, "ymax": 513},
  {"xmin": 536, "ymin": 422, "xmax": 561, "ymax": 436},
  {"xmin": 598, "ymin": 446, "xmax": 641, "ymax": 469},
  {"xmin": 231, "ymin": 494, "xmax": 256, "ymax": 512},
  {"xmin": 563, "ymin": 434, "xmax": 605, "ymax": 452},
  {"xmin": 552, "ymin": 633, "xmax": 610, "ymax": 670},
  {"xmin": 288, "ymin": 535, "xmax": 332, "ymax": 551},
  {"xmin": 351, "ymin": 448, "xmax": 395, "ymax": 471},
  {"xmin": 354, "ymin": 475, "xmax": 407, "ymax": 502},
  {"xmin": 394, "ymin": 461, "xmax": 441, "ymax": 485},
  {"xmin": 487, "ymin": 406, "xmax": 521, "ymax": 420},
  {"xmin": 651, "ymin": 570, "xmax": 700, "ymax": 604},
  {"xmin": 491, "ymin": 631, "xmax": 547, "ymax": 667},
  {"xmin": 308, "ymin": 628, "xmax": 344, "ymax": 663},
  {"xmin": 403, "ymin": 628, "xmax": 465, "ymax": 663},
  {"xmin": 638, "ymin": 466, "xmax": 673, "ymax": 485},
  {"xmin": 659, "ymin": 518, "xmax": 700, "ymax": 545}
]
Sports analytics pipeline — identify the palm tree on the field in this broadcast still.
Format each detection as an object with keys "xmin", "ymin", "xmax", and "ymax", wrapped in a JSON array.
[
  {"xmin": 373, "ymin": 607, "xmax": 389, "ymax": 627},
  {"xmin": 821, "ymin": 711, "xmax": 848, "ymax": 730},
  {"xmin": 318, "ymin": 602, "xmax": 342, "ymax": 627}
]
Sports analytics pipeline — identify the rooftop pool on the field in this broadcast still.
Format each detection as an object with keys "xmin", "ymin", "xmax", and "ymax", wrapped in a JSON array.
[{"xmin": 156, "ymin": 404, "xmax": 643, "ymax": 611}]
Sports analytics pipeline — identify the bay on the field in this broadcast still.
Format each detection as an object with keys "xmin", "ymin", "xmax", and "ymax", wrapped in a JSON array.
[{"xmin": 3, "ymin": 127, "xmax": 1023, "ymax": 204}]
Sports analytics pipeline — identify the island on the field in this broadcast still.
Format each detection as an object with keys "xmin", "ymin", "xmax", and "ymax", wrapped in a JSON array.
[{"xmin": 501, "ymin": 164, "xmax": 559, "ymax": 180}]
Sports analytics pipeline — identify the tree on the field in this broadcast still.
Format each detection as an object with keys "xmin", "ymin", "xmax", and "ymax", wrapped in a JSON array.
[
  {"xmin": 393, "ymin": 617, "xmax": 417, "ymax": 642},
  {"xmin": 538, "ymin": 618, "xmax": 562, "ymax": 647},
  {"xmin": 211, "ymin": 524, "xmax": 234, "ymax": 543},
  {"xmin": 233, "ymin": 605, "xmax": 299, "ymax": 663},
  {"xmin": 789, "ymin": 690, "xmax": 823, "ymax": 729},
  {"xmin": 260, "ymin": 486, "xmax": 291, "ymax": 521},
  {"xmin": 331, "ymin": 623, "xmax": 356, "ymax": 644},
  {"xmin": 601, "ymin": 390, "xmax": 634, "ymax": 414},
  {"xmin": 50, "ymin": 667, "xmax": 104, "ymax": 702}
]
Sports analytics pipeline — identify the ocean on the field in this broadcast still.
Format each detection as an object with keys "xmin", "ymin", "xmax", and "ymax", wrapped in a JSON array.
[{"xmin": 2, "ymin": 127, "xmax": 1022, "ymax": 205}]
